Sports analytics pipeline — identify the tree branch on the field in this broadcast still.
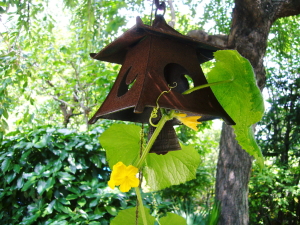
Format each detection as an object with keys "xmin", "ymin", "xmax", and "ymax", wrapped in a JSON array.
[
  {"xmin": 50, "ymin": 95, "xmax": 76, "ymax": 108},
  {"xmin": 187, "ymin": 30, "xmax": 229, "ymax": 48},
  {"xmin": 167, "ymin": 0, "xmax": 176, "ymax": 28},
  {"xmin": 273, "ymin": 0, "xmax": 300, "ymax": 19}
]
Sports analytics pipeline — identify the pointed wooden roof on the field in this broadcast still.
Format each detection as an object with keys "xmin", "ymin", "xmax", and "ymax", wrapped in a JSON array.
[{"xmin": 90, "ymin": 15, "xmax": 222, "ymax": 65}]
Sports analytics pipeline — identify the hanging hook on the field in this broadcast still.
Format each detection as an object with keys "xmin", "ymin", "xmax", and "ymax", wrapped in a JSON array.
[{"xmin": 154, "ymin": 0, "xmax": 166, "ymax": 16}]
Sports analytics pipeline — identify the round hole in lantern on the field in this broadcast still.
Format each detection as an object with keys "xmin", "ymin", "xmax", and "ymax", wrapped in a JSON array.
[{"xmin": 164, "ymin": 63, "xmax": 192, "ymax": 94}]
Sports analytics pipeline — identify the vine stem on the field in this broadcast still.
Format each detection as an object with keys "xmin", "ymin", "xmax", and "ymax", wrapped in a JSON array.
[
  {"xmin": 135, "ymin": 187, "xmax": 147, "ymax": 225},
  {"xmin": 135, "ymin": 111, "xmax": 174, "ymax": 170},
  {"xmin": 181, "ymin": 79, "xmax": 233, "ymax": 95},
  {"xmin": 133, "ymin": 110, "xmax": 175, "ymax": 224}
]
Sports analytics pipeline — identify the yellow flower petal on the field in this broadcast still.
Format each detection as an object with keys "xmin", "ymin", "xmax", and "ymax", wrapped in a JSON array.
[
  {"xmin": 128, "ymin": 176, "xmax": 140, "ymax": 188},
  {"xmin": 126, "ymin": 165, "xmax": 139, "ymax": 175},
  {"xmin": 176, "ymin": 113, "xmax": 187, "ymax": 118},
  {"xmin": 107, "ymin": 162, "xmax": 140, "ymax": 192},
  {"xmin": 174, "ymin": 113, "xmax": 201, "ymax": 131},
  {"xmin": 108, "ymin": 180, "xmax": 116, "ymax": 189}
]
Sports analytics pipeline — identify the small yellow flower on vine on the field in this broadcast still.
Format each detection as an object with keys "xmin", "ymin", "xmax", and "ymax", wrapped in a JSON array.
[
  {"xmin": 174, "ymin": 113, "xmax": 201, "ymax": 131},
  {"xmin": 108, "ymin": 161, "xmax": 140, "ymax": 192}
]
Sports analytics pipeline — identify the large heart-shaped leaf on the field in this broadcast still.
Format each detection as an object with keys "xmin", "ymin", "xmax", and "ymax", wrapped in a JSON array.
[
  {"xmin": 160, "ymin": 212, "xmax": 187, "ymax": 225},
  {"xmin": 206, "ymin": 50, "xmax": 264, "ymax": 168},
  {"xmin": 143, "ymin": 144, "xmax": 200, "ymax": 192},
  {"xmin": 110, "ymin": 207, "xmax": 155, "ymax": 225},
  {"xmin": 99, "ymin": 124, "xmax": 141, "ymax": 168},
  {"xmin": 99, "ymin": 124, "xmax": 200, "ymax": 191}
]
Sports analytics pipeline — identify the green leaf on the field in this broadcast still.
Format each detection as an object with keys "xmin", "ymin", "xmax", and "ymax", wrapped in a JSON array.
[
  {"xmin": 45, "ymin": 200, "xmax": 56, "ymax": 214},
  {"xmin": 66, "ymin": 194, "xmax": 78, "ymax": 200},
  {"xmin": 13, "ymin": 164, "xmax": 21, "ymax": 173},
  {"xmin": 55, "ymin": 201, "xmax": 72, "ymax": 214},
  {"xmin": 16, "ymin": 177, "xmax": 24, "ymax": 189},
  {"xmin": 37, "ymin": 180, "xmax": 47, "ymax": 195},
  {"xmin": 206, "ymin": 50, "xmax": 264, "ymax": 168},
  {"xmin": 57, "ymin": 128, "xmax": 73, "ymax": 135},
  {"xmin": 5, "ymin": 171, "xmax": 16, "ymax": 184},
  {"xmin": 57, "ymin": 172, "xmax": 75, "ymax": 181},
  {"xmin": 94, "ymin": 206, "xmax": 106, "ymax": 216},
  {"xmin": 20, "ymin": 150, "xmax": 31, "ymax": 162},
  {"xmin": 99, "ymin": 124, "xmax": 140, "ymax": 168},
  {"xmin": 89, "ymin": 198, "xmax": 99, "ymax": 207},
  {"xmin": 20, "ymin": 211, "xmax": 41, "ymax": 225},
  {"xmin": 1, "ymin": 157, "xmax": 11, "ymax": 173},
  {"xmin": 105, "ymin": 206, "xmax": 118, "ymax": 216},
  {"xmin": 34, "ymin": 134, "xmax": 48, "ymax": 148},
  {"xmin": 59, "ymin": 198, "xmax": 71, "ymax": 205},
  {"xmin": 51, "ymin": 160, "xmax": 62, "ymax": 173},
  {"xmin": 0, "ymin": 7, "xmax": 5, "ymax": 14},
  {"xmin": 90, "ymin": 154, "xmax": 102, "ymax": 168},
  {"xmin": 2, "ymin": 108, "xmax": 8, "ymax": 119},
  {"xmin": 45, "ymin": 177, "xmax": 55, "ymax": 191},
  {"xmin": 21, "ymin": 178, "xmax": 36, "ymax": 191},
  {"xmin": 110, "ymin": 207, "xmax": 155, "ymax": 225},
  {"xmin": 88, "ymin": 222, "xmax": 101, "ymax": 225},
  {"xmin": 78, "ymin": 209, "xmax": 88, "ymax": 219},
  {"xmin": 67, "ymin": 186, "xmax": 81, "ymax": 195},
  {"xmin": 77, "ymin": 198, "xmax": 86, "ymax": 207},
  {"xmin": 143, "ymin": 144, "xmax": 200, "ymax": 192},
  {"xmin": 160, "ymin": 212, "xmax": 187, "ymax": 225},
  {"xmin": 85, "ymin": 144, "xmax": 93, "ymax": 151},
  {"xmin": 0, "ymin": 2, "xmax": 8, "ymax": 7}
]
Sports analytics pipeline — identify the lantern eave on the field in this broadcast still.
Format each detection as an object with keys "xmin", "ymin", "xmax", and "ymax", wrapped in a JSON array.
[{"xmin": 90, "ymin": 15, "xmax": 223, "ymax": 65}]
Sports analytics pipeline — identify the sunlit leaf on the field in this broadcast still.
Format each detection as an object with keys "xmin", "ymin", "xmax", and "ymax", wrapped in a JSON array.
[
  {"xmin": 1, "ymin": 157, "xmax": 11, "ymax": 173},
  {"xmin": 99, "ymin": 124, "xmax": 140, "ymax": 168},
  {"xmin": 77, "ymin": 198, "xmax": 86, "ymax": 207},
  {"xmin": 160, "ymin": 212, "xmax": 187, "ymax": 225},
  {"xmin": 66, "ymin": 194, "xmax": 78, "ymax": 200},
  {"xmin": 5, "ymin": 171, "xmax": 16, "ymax": 184},
  {"xmin": 105, "ymin": 206, "xmax": 118, "ymax": 216},
  {"xmin": 206, "ymin": 50, "xmax": 264, "ymax": 168},
  {"xmin": 22, "ymin": 178, "xmax": 36, "ymax": 191},
  {"xmin": 143, "ymin": 144, "xmax": 200, "ymax": 192},
  {"xmin": 37, "ymin": 180, "xmax": 47, "ymax": 195},
  {"xmin": 110, "ymin": 207, "xmax": 155, "ymax": 225}
]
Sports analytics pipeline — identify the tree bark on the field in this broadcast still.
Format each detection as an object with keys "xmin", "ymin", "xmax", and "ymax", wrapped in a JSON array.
[
  {"xmin": 215, "ymin": 1, "xmax": 300, "ymax": 224},
  {"xmin": 216, "ymin": 123, "xmax": 252, "ymax": 224}
]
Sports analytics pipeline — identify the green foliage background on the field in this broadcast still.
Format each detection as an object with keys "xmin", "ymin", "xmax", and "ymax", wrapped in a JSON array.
[
  {"xmin": 0, "ymin": 126, "xmax": 220, "ymax": 224},
  {"xmin": 0, "ymin": 0, "xmax": 299, "ymax": 224},
  {"xmin": 249, "ymin": 16, "xmax": 300, "ymax": 224},
  {"xmin": 0, "ymin": 127, "xmax": 139, "ymax": 224}
]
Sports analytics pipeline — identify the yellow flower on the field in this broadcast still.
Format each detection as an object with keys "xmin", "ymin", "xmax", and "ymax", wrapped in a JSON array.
[
  {"xmin": 174, "ymin": 113, "xmax": 201, "ymax": 131},
  {"xmin": 108, "ymin": 161, "xmax": 140, "ymax": 192}
]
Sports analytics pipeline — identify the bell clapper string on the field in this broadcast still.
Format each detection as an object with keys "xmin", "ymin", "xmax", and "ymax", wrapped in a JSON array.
[{"xmin": 182, "ymin": 79, "xmax": 233, "ymax": 95}]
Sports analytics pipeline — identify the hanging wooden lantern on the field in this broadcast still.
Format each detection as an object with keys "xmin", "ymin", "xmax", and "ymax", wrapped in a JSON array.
[{"xmin": 88, "ymin": 15, "xmax": 235, "ymax": 153}]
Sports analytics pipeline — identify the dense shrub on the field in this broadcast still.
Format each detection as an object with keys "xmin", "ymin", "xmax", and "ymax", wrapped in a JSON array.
[{"xmin": 0, "ymin": 126, "xmax": 136, "ymax": 225}]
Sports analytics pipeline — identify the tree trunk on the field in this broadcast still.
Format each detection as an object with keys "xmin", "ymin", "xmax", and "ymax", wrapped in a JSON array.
[
  {"xmin": 215, "ymin": 1, "xmax": 300, "ymax": 224},
  {"xmin": 216, "ymin": 123, "xmax": 252, "ymax": 224}
]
